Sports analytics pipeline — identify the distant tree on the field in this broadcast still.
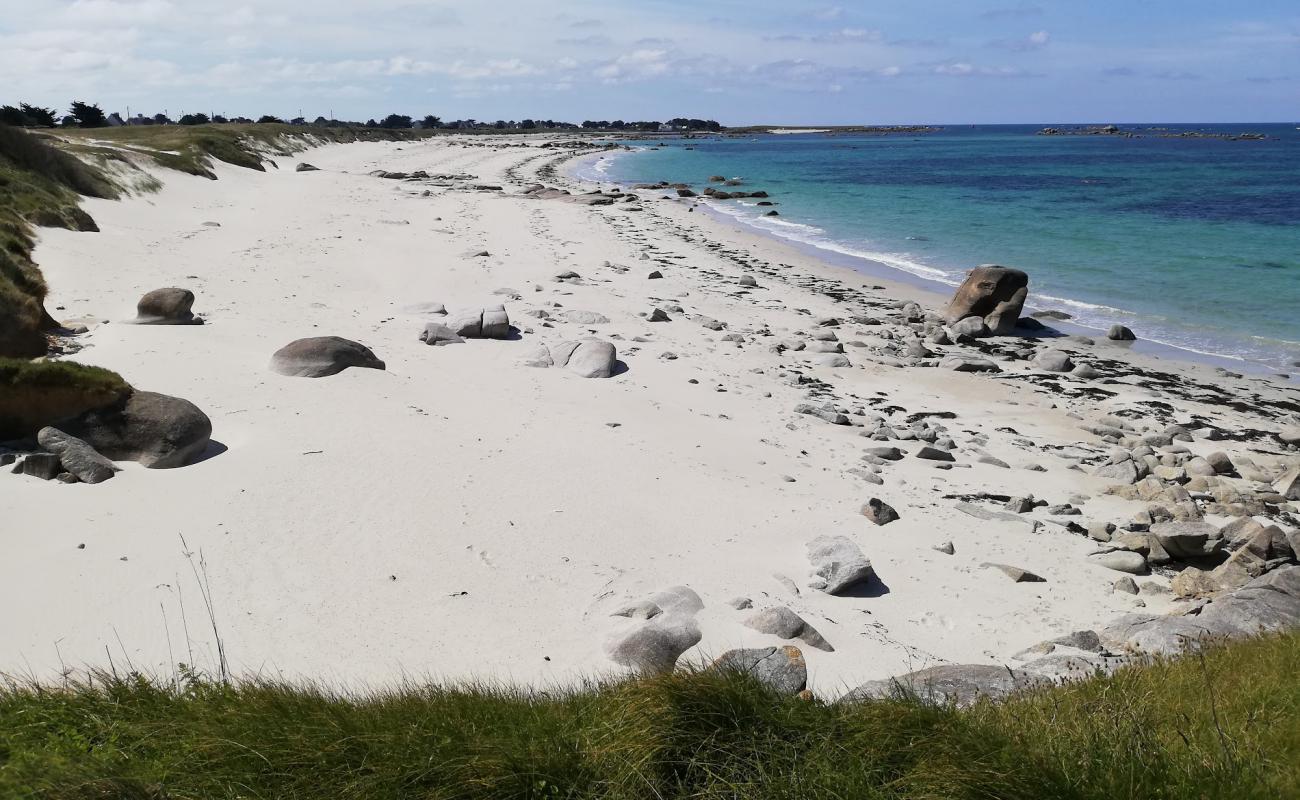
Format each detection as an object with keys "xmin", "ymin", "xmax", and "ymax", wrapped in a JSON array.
[
  {"xmin": 290, "ymin": 116, "xmax": 306, "ymax": 125},
  {"xmin": 0, "ymin": 105, "xmax": 30, "ymax": 126},
  {"xmin": 178, "ymin": 113, "xmax": 210, "ymax": 125},
  {"xmin": 20, "ymin": 103, "xmax": 58, "ymax": 127},
  {"xmin": 365, "ymin": 118, "xmax": 378, "ymax": 128},
  {"xmin": 212, "ymin": 114, "xmax": 228, "ymax": 123},
  {"xmin": 312, "ymin": 116, "xmax": 329, "ymax": 126},
  {"xmin": 493, "ymin": 119, "xmax": 506, "ymax": 129},
  {"xmin": 69, "ymin": 100, "xmax": 108, "ymax": 128},
  {"xmin": 152, "ymin": 112, "xmax": 171, "ymax": 125},
  {"xmin": 418, "ymin": 115, "xmax": 440, "ymax": 129},
  {"xmin": 256, "ymin": 115, "xmax": 284, "ymax": 124},
  {"xmin": 519, "ymin": 119, "xmax": 536, "ymax": 129},
  {"xmin": 380, "ymin": 114, "xmax": 412, "ymax": 129}
]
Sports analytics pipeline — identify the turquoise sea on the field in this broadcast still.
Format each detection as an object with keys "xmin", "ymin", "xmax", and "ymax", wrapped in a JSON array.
[{"xmin": 575, "ymin": 124, "xmax": 1300, "ymax": 372}]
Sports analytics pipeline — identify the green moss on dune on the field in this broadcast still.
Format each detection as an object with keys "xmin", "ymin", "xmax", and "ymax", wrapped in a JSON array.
[{"xmin": 0, "ymin": 357, "xmax": 131, "ymax": 439}]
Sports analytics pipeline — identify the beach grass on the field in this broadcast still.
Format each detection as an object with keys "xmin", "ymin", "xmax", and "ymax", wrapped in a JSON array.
[
  {"xmin": 0, "ymin": 357, "xmax": 131, "ymax": 439},
  {"xmin": 0, "ymin": 122, "xmax": 435, "ymax": 357},
  {"xmin": 0, "ymin": 124, "xmax": 120, "ymax": 356},
  {"xmin": 54, "ymin": 123, "xmax": 439, "ymax": 179},
  {"xmin": 1, "ymin": 631, "xmax": 1295, "ymax": 799}
]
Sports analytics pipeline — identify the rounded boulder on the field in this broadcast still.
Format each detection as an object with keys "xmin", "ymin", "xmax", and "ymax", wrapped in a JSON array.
[
  {"xmin": 270, "ymin": 336, "xmax": 386, "ymax": 378},
  {"xmin": 136, "ymin": 288, "xmax": 201, "ymax": 325}
]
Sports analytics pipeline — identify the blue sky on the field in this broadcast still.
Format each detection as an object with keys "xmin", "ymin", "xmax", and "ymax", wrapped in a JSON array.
[{"xmin": 2, "ymin": 0, "xmax": 1296, "ymax": 124}]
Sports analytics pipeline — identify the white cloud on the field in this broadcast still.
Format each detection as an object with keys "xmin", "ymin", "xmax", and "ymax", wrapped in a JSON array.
[
  {"xmin": 63, "ymin": 0, "xmax": 174, "ymax": 24},
  {"xmin": 990, "ymin": 30, "xmax": 1051, "ymax": 51},
  {"xmin": 933, "ymin": 61, "xmax": 1038, "ymax": 77}
]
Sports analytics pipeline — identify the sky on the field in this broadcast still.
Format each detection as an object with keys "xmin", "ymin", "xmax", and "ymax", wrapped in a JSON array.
[{"xmin": 2, "ymin": 0, "xmax": 1297, "ymax": 125}]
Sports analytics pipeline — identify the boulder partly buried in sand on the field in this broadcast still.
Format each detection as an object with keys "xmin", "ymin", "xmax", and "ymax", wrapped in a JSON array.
[
  {"xmin": 136, "ymin": 288, "xmax": 202, "ymax": 325},
  {"xmin": 943, "ymin": 266, "xmax": 1029, "ymax": 336},
  {"xmin": 58, "ymin": 390, "xmax": 212, "ymax": 468},
  {"xmin": 843, "ymin": 664, "xmax": 1048, "ymax": 707},
  {"xmin": 526, "ymin": 339, "xmax": 618, "ymax": 378},
  {"xmin": 744, "ymin": 606, "xmax": 834, "ymax": 652},
  {"xmin": 807, "ymin": 535, "xmax": 875, "ymax": 595},
  {"xmin": 270, "ymin": 336, "xmax": 386, "ymax": 378},
  {"xmin": 708, "ymin": 646, "xmax": 807, "ymax": 694},
  {"xmin": 605, "ymin": 615, "xmax": 702, "ymax": 673},
  {"xmin": 447, "ymin": 306, "xmax": 512, "ymax": 340},
  {"xmin": 36, "ymin": 426, "xmax": 118, "ymax": 483}
]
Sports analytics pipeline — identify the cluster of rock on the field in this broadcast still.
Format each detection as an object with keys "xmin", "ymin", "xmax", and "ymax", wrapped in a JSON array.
[
  {"xmin": 844, "ymin": 566, "xmax": 1300, "ymax": 706},
  {"xmin": 419, "ymin": 305, "xmax": 512, "ymax": 345},
  {"xmin": 1074, "ymin": 414, "xmax": 1300, "ymax": 596},
  {"xmin": 6, "ymin": 390, "xmax": 213, "ymax": 482},
  {"xmin": 701, "ymin": 187, "xmax": 769, "ymax": 201},
  {"xmin": 519, "ymin": 184, "xmax": 642, "ymax": 208}
]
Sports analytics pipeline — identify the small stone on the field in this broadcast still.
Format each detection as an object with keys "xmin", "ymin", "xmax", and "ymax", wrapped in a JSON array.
[
  {"xmin": 1113, "ymin": 576, "xmax": 1140, "ymax": 594},
  {"xmin": 1088, "ymin": 550, "xmax": 1148, "ymax": 575},
  {"xmin": 981, "ymin": 562, "xmax": 1046, "ymax": 583},
  {"xmin": 915, "ymin": 446, "xmax": 955, "ymax": 462},
  {"xmin": 744, "ymin": 606, "xmax": 833, "ymax": 652},
  {"xmin": 861, "ymin": 498, "xmax": 900, "ymax": 526},
  {"xmin": 933, "ymin": 541, "xmax": 955, "ymax": 555},
  {"xmin": 17, "ymin": 453, "xmax": 62, "ymax": 481}
]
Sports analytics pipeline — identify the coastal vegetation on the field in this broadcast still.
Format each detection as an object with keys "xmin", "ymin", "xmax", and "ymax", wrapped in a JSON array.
[
  {"xmin": 0, "ymin": 357, "xmax": 130, "ymax": 439},
  {"xmin": 0, "ymin": 123, "xmax": 116, "ymax": 356},
  {"xmin": 0, "ymin": 119, "xmax": 441, "ymax": 358},
  {"xmin": 1, "ymin": 631, "xmax": 1295, "ymax": 798}
]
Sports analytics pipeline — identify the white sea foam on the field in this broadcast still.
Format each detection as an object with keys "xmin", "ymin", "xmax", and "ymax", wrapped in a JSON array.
[{"xmin": 707, "ymin": 200, "xmax": 956, "ymax": 284}]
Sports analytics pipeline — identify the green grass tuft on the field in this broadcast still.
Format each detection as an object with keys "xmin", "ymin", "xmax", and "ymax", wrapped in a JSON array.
[
  {"xmin": 0, "ymin": 357, "xmax": 131, "ymax": 439},
  {"xmin": 1, "ymin": 632, "xmax": 1295, "ymax": 799}
]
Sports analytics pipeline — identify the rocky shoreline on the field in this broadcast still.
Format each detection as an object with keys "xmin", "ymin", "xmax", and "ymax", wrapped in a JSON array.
[{"xmin": 3, "ymin": 133, "xmax": 1297, "ymax": 699}]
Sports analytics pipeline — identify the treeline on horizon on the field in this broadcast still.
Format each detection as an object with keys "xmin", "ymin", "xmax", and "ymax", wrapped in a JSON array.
[{"xmin": 0, "ymin": 100, "xmax": 722, "ymax": 133}]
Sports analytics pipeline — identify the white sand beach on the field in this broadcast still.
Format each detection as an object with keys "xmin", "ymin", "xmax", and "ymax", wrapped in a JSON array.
[{"xmin": 4, "ymin": 135, "xmax": 1298, "ymax": 696}]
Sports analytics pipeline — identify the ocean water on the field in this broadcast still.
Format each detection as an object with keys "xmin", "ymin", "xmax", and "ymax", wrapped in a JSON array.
[{"xmin": 575, "ymin": 124, "xmax": 1300, "ymax": 372}]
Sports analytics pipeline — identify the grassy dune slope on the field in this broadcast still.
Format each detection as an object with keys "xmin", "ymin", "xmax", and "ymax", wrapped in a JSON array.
[
  {"xmin": 2, "ymin": 632, "xmax": 1296, "ymax": 799},
  {"xmin": 0, "ymin": 123, "xmax": 435, "ymax": 358}
]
